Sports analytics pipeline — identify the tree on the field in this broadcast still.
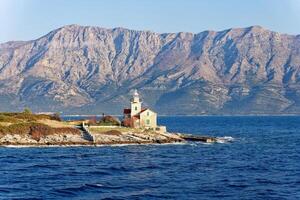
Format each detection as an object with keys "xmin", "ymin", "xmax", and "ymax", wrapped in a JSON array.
[{"xmin": 23, "ymin": 107, "xmax": 32, "ymax": 114}]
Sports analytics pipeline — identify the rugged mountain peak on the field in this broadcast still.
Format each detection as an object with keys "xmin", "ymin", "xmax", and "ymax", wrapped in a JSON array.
[
  {"xmin": 0, "ymin": 25, "xmax": 299, "ymax": 114},
  {"xmin": 247, "ymin": 25, "xmax": 265, "ymax": 31}
]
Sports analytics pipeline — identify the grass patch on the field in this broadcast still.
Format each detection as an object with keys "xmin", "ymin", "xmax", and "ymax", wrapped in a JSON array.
[
  {"xmin": 0, "ymin": 123, "xmax": 31, "ymax": 135},
  {"xmin": 0, "ymin": 122, "xmax": 80, "ymax": 140},
  {"xmin": 37, "ymin": 119, "xmax": 73, "ymax": 128},
  {"xmin": 0, "ymin": 114, "xmax": 23, "ymax": 123},
  {"xmin": 0, "ymin": 112, "xmax": 60, "ymax": 123},
  {"xmin": 0, "ymin": 112, "xmax": 80, "ymax": 142}
]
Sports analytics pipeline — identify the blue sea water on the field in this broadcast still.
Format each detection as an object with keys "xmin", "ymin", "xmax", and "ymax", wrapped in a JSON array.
[{"xmin": 0, "ymin": 116, "xmax": 300, "ymax": 200}]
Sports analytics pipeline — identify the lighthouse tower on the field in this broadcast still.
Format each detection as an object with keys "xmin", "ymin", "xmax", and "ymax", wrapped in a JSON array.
[{"xmin": 130, "ymin": 89, "xmax": 142, "ymax": 116}]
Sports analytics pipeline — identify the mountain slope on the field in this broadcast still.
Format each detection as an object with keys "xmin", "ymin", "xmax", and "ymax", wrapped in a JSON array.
[{"xmin": 0, "ymin": 25, "xmax": 300, "ymax": 115}]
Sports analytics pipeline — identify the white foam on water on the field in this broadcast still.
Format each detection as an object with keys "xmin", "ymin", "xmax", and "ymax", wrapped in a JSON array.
[
  {"xmin": 2, "ymin": 144, "xmax": 96, "ymax": 148},
  {"xmin": 99, "ymin": 142, "xmax": 188, "ymax": 147},
  {"xmin": 1, "ymin": 142, "xmax": 188, "ymax": 148},
  {"xmin": 2, "ymin": 145, "xmax": 33, "ymax": 148},
  {"xmin": 86, "ymin": 183, "xmax": 104, "ymax": 188},
  {"xmin": 216, "ymin": 136, "xmax": 234, "ymax": 143},
  {"xmin": 202, "ymin": 142, "xmax": 213, "ymax": 145}
]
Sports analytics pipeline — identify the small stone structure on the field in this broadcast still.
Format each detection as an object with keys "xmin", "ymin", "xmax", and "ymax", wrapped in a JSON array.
[
  {"xmin": 81, "ymin": 122, "xmax": 94, "ymax": 142},
  {"xmin": 155, "ymin": 126, "xmax": 167, "ymax": 134}
]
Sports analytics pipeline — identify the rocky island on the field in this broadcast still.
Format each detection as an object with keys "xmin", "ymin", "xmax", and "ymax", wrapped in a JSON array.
[
  {"xmin": 0, "ymin": 91, "xmax": 217, "ymax": 146},
  {"xmin": 0, "ymin": 111, "xmax": 217, "ymax": 146}
]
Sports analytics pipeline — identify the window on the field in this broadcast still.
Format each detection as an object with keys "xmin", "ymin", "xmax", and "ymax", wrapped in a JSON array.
[
  {"xmin": 135, "ymin": 106, "xmax": 137, "ymax": 111},
  {"xmin": 146, "ymin": 119, "xmax": 150, "ymax": 125},
  {"xmin": 147, "ymin": 112, "xmax": 149, "ymax": 116}
]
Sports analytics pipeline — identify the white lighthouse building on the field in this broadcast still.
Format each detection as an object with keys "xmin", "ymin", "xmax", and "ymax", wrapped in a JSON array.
[{"xmin": 123, "ymin": 89, "xmax": 157, "ymax": 129}]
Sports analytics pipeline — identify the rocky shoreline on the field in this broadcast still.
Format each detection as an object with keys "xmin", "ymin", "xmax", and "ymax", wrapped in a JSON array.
[
  {"xmin": 0, "ymin": 112, "xmax": 218, "ymax": 147},
  {"xmin": 1, "ymin": 140, "xmax": 184, "ymax": 147},
  {"xmin": 0, "ymin": 130, "xmax": 218, "ymax": 147}
]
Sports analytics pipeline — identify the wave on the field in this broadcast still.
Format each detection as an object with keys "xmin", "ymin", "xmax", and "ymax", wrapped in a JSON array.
[
  {"xmin": 85, "ymin": 183, "xmax": 104, "ymax": 188},
  {"xmin": 53, "ymin": 183, "xmax": 105, "ymax": 195},
  {"xmin": 216, "ymin": 136, "xmax": 235, "ymax": 143}
]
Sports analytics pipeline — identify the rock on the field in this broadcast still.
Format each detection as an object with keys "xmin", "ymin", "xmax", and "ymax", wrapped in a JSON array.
[
  {"xmin": 178, "ymin": 134, "xmax": 217, "ymax": 143},
  {"xmin": 0, "ymin": 127, "xmax": 215, "ymax": 146}
]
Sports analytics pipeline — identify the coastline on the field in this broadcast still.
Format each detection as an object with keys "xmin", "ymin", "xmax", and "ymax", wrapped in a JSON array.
[
  {"xmin": 0, "ymin": 112, "xmax": 218, "ymax": 147},
  {"xmin": 0, "ymin": 132, "xmax": 219, "ymax": 147},
  {"xmin": 1, "ymin": 141, "xmax": 187, "ymax": 148},
  {"xmin": 62, "ymin": 114, "xmax": 300, "ymax": 118},
  {"xmin": 0, "ymin": 137, "xmax": 185, "ymax": 147}
]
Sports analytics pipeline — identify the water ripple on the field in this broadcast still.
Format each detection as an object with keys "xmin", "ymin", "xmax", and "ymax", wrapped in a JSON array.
[{"xmin": 0, "ymin": 116, "xmax": 300, "ymax": 199}]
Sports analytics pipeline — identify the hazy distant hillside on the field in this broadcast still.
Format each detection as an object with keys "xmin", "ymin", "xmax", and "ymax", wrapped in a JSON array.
[{"xmin": 1, "ymin": 24, "xmax": 300, "ymax": 115}]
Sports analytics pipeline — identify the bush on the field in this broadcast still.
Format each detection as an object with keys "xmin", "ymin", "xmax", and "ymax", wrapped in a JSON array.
[
  {"xmin": 50, "ymin": 113, "xmax": 61, "ymax": 121},
  {"xmin": 23, "ymin": 108, "xmax": 32, "ymax": 114},
  {"xmin": 98, "ymin": 115, "xmax": 121, "ymax": 126},
  {"xmin": 0, "ymin": 114, "xmax": 21, "ymax": 123},
  {"xmin": 0, "ymin": 123, "xmax": 31, "ymax": 135}
]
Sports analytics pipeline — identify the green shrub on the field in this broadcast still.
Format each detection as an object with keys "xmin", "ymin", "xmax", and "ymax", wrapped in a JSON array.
[
  {"xmin": 23, "ymin": 108, "xmax": 32, "ymax": 114},
  {"xmin": 98, "ymin": 115, "xmax": 121, "ymax": 126},
  {"xmin": 0, "ymin": 114, "xmax": 21, "ymax": 123},
  {"xmin": 0, "ymin": 123, "xmax": 31, "ymax": 135}
]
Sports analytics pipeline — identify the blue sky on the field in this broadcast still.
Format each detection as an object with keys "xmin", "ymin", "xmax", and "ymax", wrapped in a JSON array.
[{"xmin": 1, "ymin": 0, "xmax": 300, "ymax": 43}]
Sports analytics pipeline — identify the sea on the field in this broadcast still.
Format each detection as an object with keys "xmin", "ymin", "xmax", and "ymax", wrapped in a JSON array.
[{"xmin": 0, "ymin": 116, "xmax": 299, "ymax": 200}]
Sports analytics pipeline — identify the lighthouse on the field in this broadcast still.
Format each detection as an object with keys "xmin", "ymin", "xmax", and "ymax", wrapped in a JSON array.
[
  {"xmin": 130, "ymin": 89, "xmax": 142, "ymax": 116},
  {"xmin": 123, "ymin": 89, "xmax": 158, "ymax": 129}
]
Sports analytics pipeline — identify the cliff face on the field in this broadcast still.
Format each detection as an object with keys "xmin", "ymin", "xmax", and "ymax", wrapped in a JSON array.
[{"xmin": 1, "ymin": 25, "xmax": 300, "ymax": 114}]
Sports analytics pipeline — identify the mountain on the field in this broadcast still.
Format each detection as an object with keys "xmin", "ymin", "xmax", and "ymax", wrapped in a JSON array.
[{"xmin": 1, "ymin": 24, "xmax": 300, "ymax": 115}]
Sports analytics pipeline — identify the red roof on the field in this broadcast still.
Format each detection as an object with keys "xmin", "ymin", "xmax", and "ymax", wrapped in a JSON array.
[
  {"xmin": 124, "ymin": 108, "xmax": 151, "ymax": 117},
  {"xmin": 132, "ymin": 108, "xmax": 148, "ymax": 118},
  {"xmin": 123, "ymin": 108, "xmax": 131, "ymax": 114},
  {"xmin": 132, "ymin": 116, "xmax": 140, "ymax": 120}
]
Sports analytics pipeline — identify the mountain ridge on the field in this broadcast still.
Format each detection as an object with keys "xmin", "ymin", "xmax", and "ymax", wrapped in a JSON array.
[
  {"xmin": 1, "ymin": 24, "xmax": 296, "ymax": 44},
  {"xmin": 0, "ymin": 24, "xmax": 300, "ymax": 115}
]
